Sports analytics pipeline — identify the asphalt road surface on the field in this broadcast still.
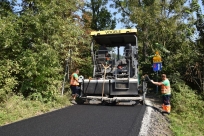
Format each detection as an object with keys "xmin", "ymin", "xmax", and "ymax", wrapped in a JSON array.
[{"xmin": 0, "ymin": 104, "xmax": 146, "ymax": 136}]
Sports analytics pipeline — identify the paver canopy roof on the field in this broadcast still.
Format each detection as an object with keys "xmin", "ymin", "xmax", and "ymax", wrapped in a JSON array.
[{"xmin": 90, "ymin": 29, "xmax": 137, "ymax": 47}]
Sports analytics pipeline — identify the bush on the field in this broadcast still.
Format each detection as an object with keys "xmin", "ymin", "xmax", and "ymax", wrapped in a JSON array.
[
  {"xmin": 0, "ymin": 60, "xmax": 19, "ymax": 102},
  {"xmin": 19, "ymin": 45, "xmax": 62, "ymax": 102}
]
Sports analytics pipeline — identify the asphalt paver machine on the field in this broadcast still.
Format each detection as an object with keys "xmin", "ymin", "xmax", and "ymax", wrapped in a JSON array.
[{"xmin": 77, "ymin": 29, "xmax": 147, "ymax": 105}]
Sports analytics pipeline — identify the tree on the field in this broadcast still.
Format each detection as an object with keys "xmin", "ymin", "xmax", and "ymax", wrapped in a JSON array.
[
  {"xmin": 183, "ymin": 0, "xmax": 204, "ymax": 92},
  {"xmin": 0, "ymin": 0, "xmax": 13, "ymax": 17},
  {"xmin": 83, "ymin": 0, "xmax": 116, "ymax": 30},
  {"xmin": 0, "ymin": 0, "xmax": 87, "ymax": 102}
]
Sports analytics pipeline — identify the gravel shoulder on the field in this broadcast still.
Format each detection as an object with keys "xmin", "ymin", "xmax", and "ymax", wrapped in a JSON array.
[{"xmin": 140, "ymin": 92, "xmax": 173, "ymax": 136}]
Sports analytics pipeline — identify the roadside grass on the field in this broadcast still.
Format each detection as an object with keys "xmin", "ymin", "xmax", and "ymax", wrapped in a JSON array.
[
  {"xmin": 170, "ymin": 83, "xmax": 204, "ymax": 136},
  {"xmin": 0, "ymin": 94, "xmax": 72, "ymax": 126},
  {"xmin": 170, "ymin": 113, "xmax": 204, "ymax": 136}
]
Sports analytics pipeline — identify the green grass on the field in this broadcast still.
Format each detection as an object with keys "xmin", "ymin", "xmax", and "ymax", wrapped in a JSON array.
[
  {"xmin": 170, "ymin": 83, "xmax": 204, "ymax": 136},
  {"xmin": 0, "ymin": 94, "xmax": 72, "ymax": 126},
  {"xmin": 170, "ymin": 113, "xmax": 204, "ymax": 136}
]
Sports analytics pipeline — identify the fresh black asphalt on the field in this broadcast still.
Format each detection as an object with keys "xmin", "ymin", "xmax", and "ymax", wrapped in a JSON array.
[{"xmin": 0, "ymin": 104, "xmax": 146, "ymax": 136}]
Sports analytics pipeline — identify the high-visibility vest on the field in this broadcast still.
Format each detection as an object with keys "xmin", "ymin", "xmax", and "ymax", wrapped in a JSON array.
[
  {"xmin": 161, "ymin": 81, "xmax": 171, "ymax": 94},
  {"xmin": 70, "ymin": 73, "xmax": 79, "ymax": 86}
]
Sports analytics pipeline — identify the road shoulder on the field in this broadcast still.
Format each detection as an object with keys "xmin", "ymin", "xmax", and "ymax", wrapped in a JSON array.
[{"xmin": 139, "ymin": 93, "xmax": 173, "ymax": 136}]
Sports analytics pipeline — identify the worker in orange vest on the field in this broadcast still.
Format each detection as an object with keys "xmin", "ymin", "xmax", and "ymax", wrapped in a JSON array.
[
  {"xmin": 70, "ymin": 68, "xmax": 80, "ymax": 100},
  {"xmin": 151, "ymin": 74, "xmax": 171, "ymax": 114}
]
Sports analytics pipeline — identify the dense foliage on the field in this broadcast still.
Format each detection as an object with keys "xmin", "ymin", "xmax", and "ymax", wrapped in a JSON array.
[
  {"xmin": 0, "ymin": 0, "xmax": 87, "ymax": 102},
  {"xmin": 111, "ymin": 0, "xmax": 204, "ymax": 93}
]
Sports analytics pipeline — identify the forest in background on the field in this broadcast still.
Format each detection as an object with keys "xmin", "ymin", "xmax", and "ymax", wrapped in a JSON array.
[{"xmin": 0, "ymin": 0, "xmax": 204, "ymax": 135}]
